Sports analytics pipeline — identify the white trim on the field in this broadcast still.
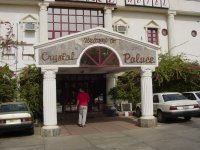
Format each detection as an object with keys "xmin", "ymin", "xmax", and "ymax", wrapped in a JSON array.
[
  {"xmin": 34, "ymin": 27, "xmax": 160, "ymax": 50},
  {"xmin": 76, "ymin": 43, "xmax": 123, "ymax": 67}
]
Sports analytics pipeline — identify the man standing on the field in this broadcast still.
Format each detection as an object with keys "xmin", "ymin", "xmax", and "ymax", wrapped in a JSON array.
[{"xmin": 77, "ymin": 87, "xmax": 90, "ymax": 127}]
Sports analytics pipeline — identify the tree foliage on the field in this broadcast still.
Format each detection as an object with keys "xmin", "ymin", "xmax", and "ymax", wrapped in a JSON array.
[
  {"xmin": 0, "ymin": 65, "xmax": 17, "ymax": 103},
  {"xmin": 19, "ymin": 65, "xmax": 43, "ymax": 119},
  {"xmin": 153, "ymin": 54, "xmax": 200, "ymax": 92},
  {"xmin": 109, "ymin": 69, "xmax": 141, "ymax": 107},
  {"xmin": 109, "ymin": 54, "xmax": 200, "ymax": 107}
]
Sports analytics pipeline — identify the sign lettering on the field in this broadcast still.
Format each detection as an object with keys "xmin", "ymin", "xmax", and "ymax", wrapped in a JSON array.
[
  {"xmin": 123, "ymin": 53, "xmax": 155, "ymax": 64},
  {"xmin": 67, "ymin": 0, "xmax": 116, "ymax": 4},
  {"xmin": 83, "ymin": 37, "xmax": 117, "ymax": 44},
  {"xmin": 41, "ymin": 52, "xmax": 76, "ymax": 63},
  {"xmin": 126, "ymin": 0, "xmax": 169, "ymax": 8}
]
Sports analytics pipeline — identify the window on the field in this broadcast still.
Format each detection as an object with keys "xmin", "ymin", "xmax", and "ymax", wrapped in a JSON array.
[
  {"xmin": 80, "ymin": 46, "xmax": 119, "ymax": 67},
  {"xmin": 153, "ymin": 95, "xmax": 159, "ymax": 103},
  {"xmin": 182, "ymin": 93, "xmax": 196, "ymax": 100},
  {"xmin": 147, "ymin": 28, "xmax": 158, "ymax": 45},
  {"xmin": 48, "ymin": 7, "xmax": 104, "ymax": 40}
]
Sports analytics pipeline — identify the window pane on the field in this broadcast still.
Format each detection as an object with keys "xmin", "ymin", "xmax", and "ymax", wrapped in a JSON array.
[
  {"xmin": 48, "ymin": 15, "xmax": 53, "ymax": 22},
  {"xmin": 70, "ymin": 24, "xmax": 76, "ymax": 31},
  {"xmin": 55, "ymin": 32, "xmax": 60, "ymax": 38},
  {"xmin": 62, "ymin": 24, "xmax": 68, "ymax": 30},
  {"xmin": 54, "ymin": 15, "xmax": 60, "ymax": 22},
  {"xmin": 48, "ymin": 8, "xmax": 53, "ymax": 14},
  {"xmin": 62, "ymin": 16, "xmax": 68, "ymax": 22},
  {"xmin": 85, "ymin": 24, "xmax": 91, "ymax": 30},
  {"xmin": 77, "ymin": 10, "xmax": 83, "ymax": 15},
  {"xmin": 92, "ymin": 24, "xmax": 98, "ymax": 28},
  {"xmin": 91, "ymin": 10, "xmax": 97, "ymax": 16},
  {"xmin": 62, "ymin": 9, "xmax": 68, "ymax": 14},
  {"xmin": 54, "ymin": 23, "xmax": 61, "ymax": 30},
  {"xmin": 99, "ymin": 17, "xmax": 103, "ymax": 24},
  {"xmin": 91, "ymin": 17, "xmax": 98, "ymax": 24},
  {"xmin": 98, "ymin": 10, "xmax": 103, "ymax": 16},
  {"xmin": 84, "ymin": 16, "xmax": 90, "ymax": 23},
  {"xmin": 69, "ymin": 16, "xmax": 76, "ymax": 23},
  {"xmin": 77, "ymin": 16, "xmax": 83, "ymax": 23},
  {"xmin": 54, "ymin": 8, "xmax": 60, "ymax": 14},
  {"xmin": 77, "ymin": 24, "xmax": 83, "ymax": 31},
  {"xmin": 84, "ymin": 10, "xmax": 90, "ymax": 15},
  {"xmin": 48, "ymin": 32, "xmax": 53, "ymax": 39},
  {"xmin": 69, "ymin": 9, "xmax": 75, "ymax": 15},
  {"xmin": 48, "ymin": 23, "xmax": 53, "ymax": 30},
  {"xmin": 62, "ymin": 32, "xmax": 68, "ymax": 36}
]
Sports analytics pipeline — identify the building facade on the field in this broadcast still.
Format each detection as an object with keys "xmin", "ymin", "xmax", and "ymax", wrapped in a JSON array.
[{"xmin": 0, "ymin": 0, "xmax": 200, "ymax": 136}]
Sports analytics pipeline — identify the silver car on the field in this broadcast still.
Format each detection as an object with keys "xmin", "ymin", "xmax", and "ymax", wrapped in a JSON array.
[
  {"xmin": 0, "ymin": 102, "xmax": 34, "ymax": 135},
  {"xmin": 135, "ymin": 92, "xmax": 200, "ymax": 122},
  {"xmin": 182, "ymin": 91, "xmax": 200, "ymax": 105}
]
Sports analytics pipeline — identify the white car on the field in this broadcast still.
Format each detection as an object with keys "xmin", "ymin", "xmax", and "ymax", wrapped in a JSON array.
[
  {"xmin": 182, "ymin": 91, "xmax": 200, "ymax": 105},
  {"xmin": 135, "ymin": 92, "xmax": 200, "ymax": 122},
  {"xmin": 0, "ymin": 102, "xmax": 34, "ymax": 134}
]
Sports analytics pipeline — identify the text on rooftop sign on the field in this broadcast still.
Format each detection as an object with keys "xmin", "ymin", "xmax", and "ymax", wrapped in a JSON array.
[
  {"xmin": 125, "ymin": 0, "xmax": 169, "ymax": 8},
  {"xmin": 68, "ymin": 0, "xmax": 116, "ymax": 4}
]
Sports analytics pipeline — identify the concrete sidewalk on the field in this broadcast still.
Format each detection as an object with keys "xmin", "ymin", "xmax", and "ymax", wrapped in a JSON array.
[
  {"xmin": 58, "ymin": 115, "xmax": 139, "ymax": 136},
  {"xmin": 1, "ymin": 117, "xmax": 200, "ymax": 150}
]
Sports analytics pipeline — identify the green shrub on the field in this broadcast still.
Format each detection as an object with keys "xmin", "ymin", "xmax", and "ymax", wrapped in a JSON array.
[
  {"xmin": 19, "ymin": 65, "xmax": 43, "ymax": 119},
  {"xmin": 0, "ymin": 65, "xmax": 17, "ymax": 103}
]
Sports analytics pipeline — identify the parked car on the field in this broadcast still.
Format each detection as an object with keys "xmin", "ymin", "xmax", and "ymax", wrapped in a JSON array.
[
  {"xmin": 0, "ymin": 102, "xmax": 34, "ymax": 134},
  {"xmin": 182, "ymin": 91, "xmax": 200, "ymax": 105},
  {"xmin": 135, "ymin": 92, "xmax": 200, "ymax": 122}
]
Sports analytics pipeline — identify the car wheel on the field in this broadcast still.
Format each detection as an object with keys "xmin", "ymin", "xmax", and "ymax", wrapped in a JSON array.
[
  {"xmin": 157, "ymin": 110, "xmax": 165, "ymax": 123},
  {"xmin": 135, "ymin": 107, "xmax": 141, "ymax": 118},
  {"xmin": 184, "ymin": 116, "xmax": 191, "ymax": 121}
]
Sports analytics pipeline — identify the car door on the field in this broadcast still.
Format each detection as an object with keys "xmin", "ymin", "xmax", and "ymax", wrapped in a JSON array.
[{"xmin": 153, "ymin": 95, "xmax": 159, "ymax": 115}]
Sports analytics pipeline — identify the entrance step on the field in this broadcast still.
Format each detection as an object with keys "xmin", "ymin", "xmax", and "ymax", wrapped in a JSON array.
[{"xmin": 58, "ymin": 111, "xmax": 105, "ymax": 122}]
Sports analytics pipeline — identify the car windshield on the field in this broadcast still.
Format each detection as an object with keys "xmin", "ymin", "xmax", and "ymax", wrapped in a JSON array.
[
  {"xmin": 0, "ymin": 103, "xmax": 28, "ymax": 112},
  {"xmin": 162, "ymin": 94, "xmax": 187, "ymax": 102},
  {"xmin": 195, "ymin": 92, "xmax": 200, "ymax": 99}
]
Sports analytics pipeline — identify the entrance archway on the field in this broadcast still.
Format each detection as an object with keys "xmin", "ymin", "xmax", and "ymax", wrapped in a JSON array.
[{"xmin": 35, "ymin": 28, "xmax": 159, "ymax": 136}]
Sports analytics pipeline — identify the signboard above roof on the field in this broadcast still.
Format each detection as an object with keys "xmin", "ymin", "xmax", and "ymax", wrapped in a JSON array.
[
  {"xmin": 125, "ymin": 0, "xmax": 170, "ymax": 8},
  {"xmin": 65, "ymin": 0, "xmax": 116, "ymax": 4}
]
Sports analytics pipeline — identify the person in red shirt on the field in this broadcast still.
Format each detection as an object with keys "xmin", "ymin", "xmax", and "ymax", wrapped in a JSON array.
[{"xmin": 77, "ymin": 87, "xmax": 90, "ymax": 127}]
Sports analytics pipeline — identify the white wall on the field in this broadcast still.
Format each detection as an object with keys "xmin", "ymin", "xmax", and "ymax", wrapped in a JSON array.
[
  {"xmin": 0, "ymin": 4, "xmax": 39, "ymax": 71},
  {"xmin": 173, "ymin": 15, "xmax": 200, "ymax": 61},
  {"xmin": 113, "ymin": 10, "xmax": 168, "ymax": 54},
  {"xmin": 170, "ymin": 0, "xmax": 200, "ymax": 14}
]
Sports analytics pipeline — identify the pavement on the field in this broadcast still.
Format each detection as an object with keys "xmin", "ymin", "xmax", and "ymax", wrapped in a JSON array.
[{"xmin": 1, "ymin": 115, "xmax": 200, "ymax": 150}]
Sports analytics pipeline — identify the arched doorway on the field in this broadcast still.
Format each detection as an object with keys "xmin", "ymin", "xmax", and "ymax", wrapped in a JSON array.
[{"xmin": 57, "ymin": 46, "xmax": 120, "ymax": 113}]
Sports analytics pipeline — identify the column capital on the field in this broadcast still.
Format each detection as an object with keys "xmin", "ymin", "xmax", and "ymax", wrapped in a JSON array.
[
  {"xmin": 104, "ymin": 6, "xmax": 115, "ymax": 11},
  {"xmin": 38, "ymin": 2, "xmax": 49, "ymax": 10},
  {"xmin": 168, "ymin": 10, "xmax": 176, "ymax": 16},
  {"xmin": 41, "ymin": 67, "xmax": 58, "ymax": 73},
  {"xmin": 141, "ymin": 67, "xmax": 155, "ymax": 77},
  {"xmin": 42, "ymin": 67, "xmax": 58, "ymax": 79},
  {"xmin": 106, "ymin": 73, "xmax": 117, "ymax": 78}
]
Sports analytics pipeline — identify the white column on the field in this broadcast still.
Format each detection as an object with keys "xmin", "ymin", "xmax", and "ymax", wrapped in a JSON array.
[
  {"xmin": 168, "ymin": 11, "xmax": 176, "ymax": 55},
  {"xmin": 106, "ymin": 74, "xmax": 116, "ymax": 106},
  {"xmin": 41, "ymin": 67, "xmax": 60, "ymax": 137},
  {"xmin": 139, "ymin": 67, "xmax": 156, "ymax": 127},
  {"xmin": 104, "ymin": 6, "xmax": 114, "ymax": 31},
  {"xmin": 39, "ymin": 2, "xmax": 49, "ymax": 43}
]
